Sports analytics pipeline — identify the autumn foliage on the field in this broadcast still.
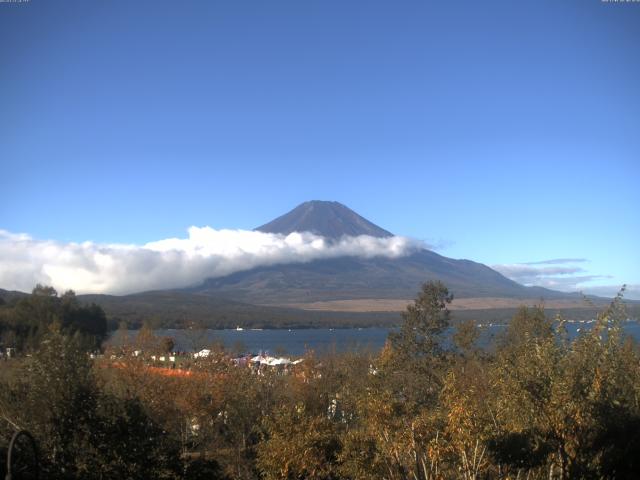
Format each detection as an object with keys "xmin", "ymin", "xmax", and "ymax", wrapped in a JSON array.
[{"xmin": 1, "ymin": 282, "xmax": 639, "ymax": 479}]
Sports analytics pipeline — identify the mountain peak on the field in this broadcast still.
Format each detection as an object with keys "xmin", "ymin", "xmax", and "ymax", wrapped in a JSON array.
[{"xmin": 255, "ymin": 201, "xmax": 393, "ymax": 239}]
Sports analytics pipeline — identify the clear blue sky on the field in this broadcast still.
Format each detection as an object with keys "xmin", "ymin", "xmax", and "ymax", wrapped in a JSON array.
[{"xmin": 1, "ymin": 0, "xmax": 638, "ymax": 297}]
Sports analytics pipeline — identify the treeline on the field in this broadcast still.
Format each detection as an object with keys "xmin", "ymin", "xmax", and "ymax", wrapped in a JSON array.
[
  {"xmin": 71, "ymin": 290, "xmax": 638, "ymax": 331},
  {"xmin": 0, "ymin": 285, "xmax": 107, "ymax": 351},
  {"xmin": 79, "ymin": 291, "xmax": 403, "ymax": 330},
  {"xmin": 1, "ymin": 282, "xmax": 639, "ymax": 479}
]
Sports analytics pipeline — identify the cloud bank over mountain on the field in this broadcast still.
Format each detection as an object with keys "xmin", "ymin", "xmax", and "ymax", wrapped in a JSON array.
[{"xmin": 0, "ymin": 227, "xmax": 422, "ymax": 295}]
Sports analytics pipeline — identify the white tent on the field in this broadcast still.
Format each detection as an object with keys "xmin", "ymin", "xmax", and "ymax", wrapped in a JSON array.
[{"xmin": 249, "ymin": 355, "xmax": 301, "ymax": 366}]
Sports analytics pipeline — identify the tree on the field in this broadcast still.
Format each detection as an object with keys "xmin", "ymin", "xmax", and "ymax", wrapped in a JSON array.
[
  {"xmin": 0, "ymin": 286, "xmax": 107, "ymax": 352},
  {"xmin": 452, "ymin": 318, "xmax": 481, "ymax": 357},
  {"xmin": 32, "ymin": 284, "xmax": 57, "ymax": 297},
  {"xmin": 497, "ymin": 305, "xmax": 552, "ymax": 351},
  {"xmin": 342, "ymin": 281, "xmax": 454, "ymax": 479},
  {"xmin": 159, "ymin": 336, "xmax": 175, "ymax": 353},
  {"xmin": 0, "ymin": 327, "xmax": 182, "ymax": 479},
  {"xmin": 487, "ymin": 295, "xmax": 640, "ymax": 479},
  {"xmin": 60, "ymin": 291, "xmax": 108, "ymax": 349},
  {"xmin": 389, "ymin": 280, "xmax": 453, "ymax": 359},
  {"xmin": 384, "ymin": 280, "xmax": 452, "ymax": 409},
  {"xmin": 258, "ymin": 404, "xmax": 342, "ymax": 480}
]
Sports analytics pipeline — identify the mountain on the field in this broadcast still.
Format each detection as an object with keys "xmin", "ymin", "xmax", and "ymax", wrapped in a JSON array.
[
  {"xmin": 6, "ymin": 201, "xmax": 604, "ymax": 328},
  {"xmin": 1, "ymin": 203, "xmax": 631, "ymax": 328},
  {"xmin": 192, "ymin": 201, "xmax": 572, "ymax": 306},
  {"xmin": 256, "ymin": 200, "xmax": 392, "ymax": 239},
  {"xmin": 0, "ymin": 288, "xmax": 28, "ymax": 303},
  {"xmin": 193, "ymin": 246, "xmax": 567, "ymax": 305}
]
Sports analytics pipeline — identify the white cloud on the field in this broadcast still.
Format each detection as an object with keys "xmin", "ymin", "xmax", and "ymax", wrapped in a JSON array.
[
  {"xmin": 0, "ymin": 228, "xmax": 422, "ymax": 295},
  {"xmin": 491, "ymin": 259, "xmax": 635, "ymax": 299},
  {"xmin": 523, "ymin": 258, "xmax": 588, "ymax": 265},
  {"xmin": 492, "ymin": 264, "xmax": 587, "ymax": 281},
  {"xmin": 492, "ymin": 258, "xmax": 593, "ymax": 289},
  {"xmin": 581, "ymin": 284, "xmax": 640, "ymax": 301}
]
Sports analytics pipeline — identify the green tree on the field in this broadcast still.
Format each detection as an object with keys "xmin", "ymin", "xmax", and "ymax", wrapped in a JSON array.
[
  {"xmin": 385, "ymin": 280, "xmax": 453, "ymax": 409},
  {"xmin": 338, "ymin": 281, "xmax": 454, "ymax": 480},
  {"xmin": 390, "ymin": 280, "xmax": 453, "ymax": 359},
  {"xmin": 0, "ymin": 327, "xmax": 181, "ymax": 479},
  {"xmin": 0, "ymin": 286, "xmax": 107, "ymax": 351}
]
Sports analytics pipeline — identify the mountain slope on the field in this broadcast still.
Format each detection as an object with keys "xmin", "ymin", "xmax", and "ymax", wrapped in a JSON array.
[
  {"xmin": 191, "ymin": 200, "xmax": 571, "ymax": 305},
  {"xmin": 256, "ymin": 200, "xmax": 392, "ymax": 239},
  {"xmin": 193, "ymin": 248, "xmax": 567, "ymax": 304}
]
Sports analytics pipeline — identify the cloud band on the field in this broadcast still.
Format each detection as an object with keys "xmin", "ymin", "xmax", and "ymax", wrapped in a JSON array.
[{"xmin": 0, "ymin": 227, "xmax": 422, "ymax": 295}]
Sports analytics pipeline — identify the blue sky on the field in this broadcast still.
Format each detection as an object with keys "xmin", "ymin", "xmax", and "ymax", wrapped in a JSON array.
[{"xmin": 1, "ymin": 0, "xmax": 638, "ymax": 298}]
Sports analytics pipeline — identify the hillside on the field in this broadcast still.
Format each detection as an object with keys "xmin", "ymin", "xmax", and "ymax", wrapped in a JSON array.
[
  {"xmin": 195, "ymin": 201, "xmax": 572, "ymax": 306},
  {"xmin": 192, "ymin": 249, "xmax": 567, "ymax": 304}
]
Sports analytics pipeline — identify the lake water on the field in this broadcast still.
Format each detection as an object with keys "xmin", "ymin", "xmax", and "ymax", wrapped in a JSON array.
[{"xmin": 108, "ymin": 321, "xmax": 640, "ymax": 356}]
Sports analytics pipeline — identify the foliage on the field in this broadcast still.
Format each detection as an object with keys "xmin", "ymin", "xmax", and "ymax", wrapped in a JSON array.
[
  {"xmin": 258, "ymin": 404, "xmax": 342, "ymax": 480},
  {"xmin": 1, "ymin": 283, "xmax": 639, "ymax": 479},
  {"xmin": 389, "ymin": 280, "xmax": 453, "ymax": 359},
  {"xmin": 0, "ymin": 327, "xmax": 181, "ymax": 479},
  {"xmin": 0, "ymin": 285, "xmax": 107, "ymax": 352}
]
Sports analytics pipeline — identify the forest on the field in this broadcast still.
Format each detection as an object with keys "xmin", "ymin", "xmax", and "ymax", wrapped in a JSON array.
[{"xmin": 1, "ymin": 282, "xmax": 639, "ymax": 479}]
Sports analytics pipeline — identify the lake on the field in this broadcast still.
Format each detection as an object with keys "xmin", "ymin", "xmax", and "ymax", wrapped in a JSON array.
[{"xmin": 108, "ymin": 321, "xmax": 640, "ymax": 356}]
